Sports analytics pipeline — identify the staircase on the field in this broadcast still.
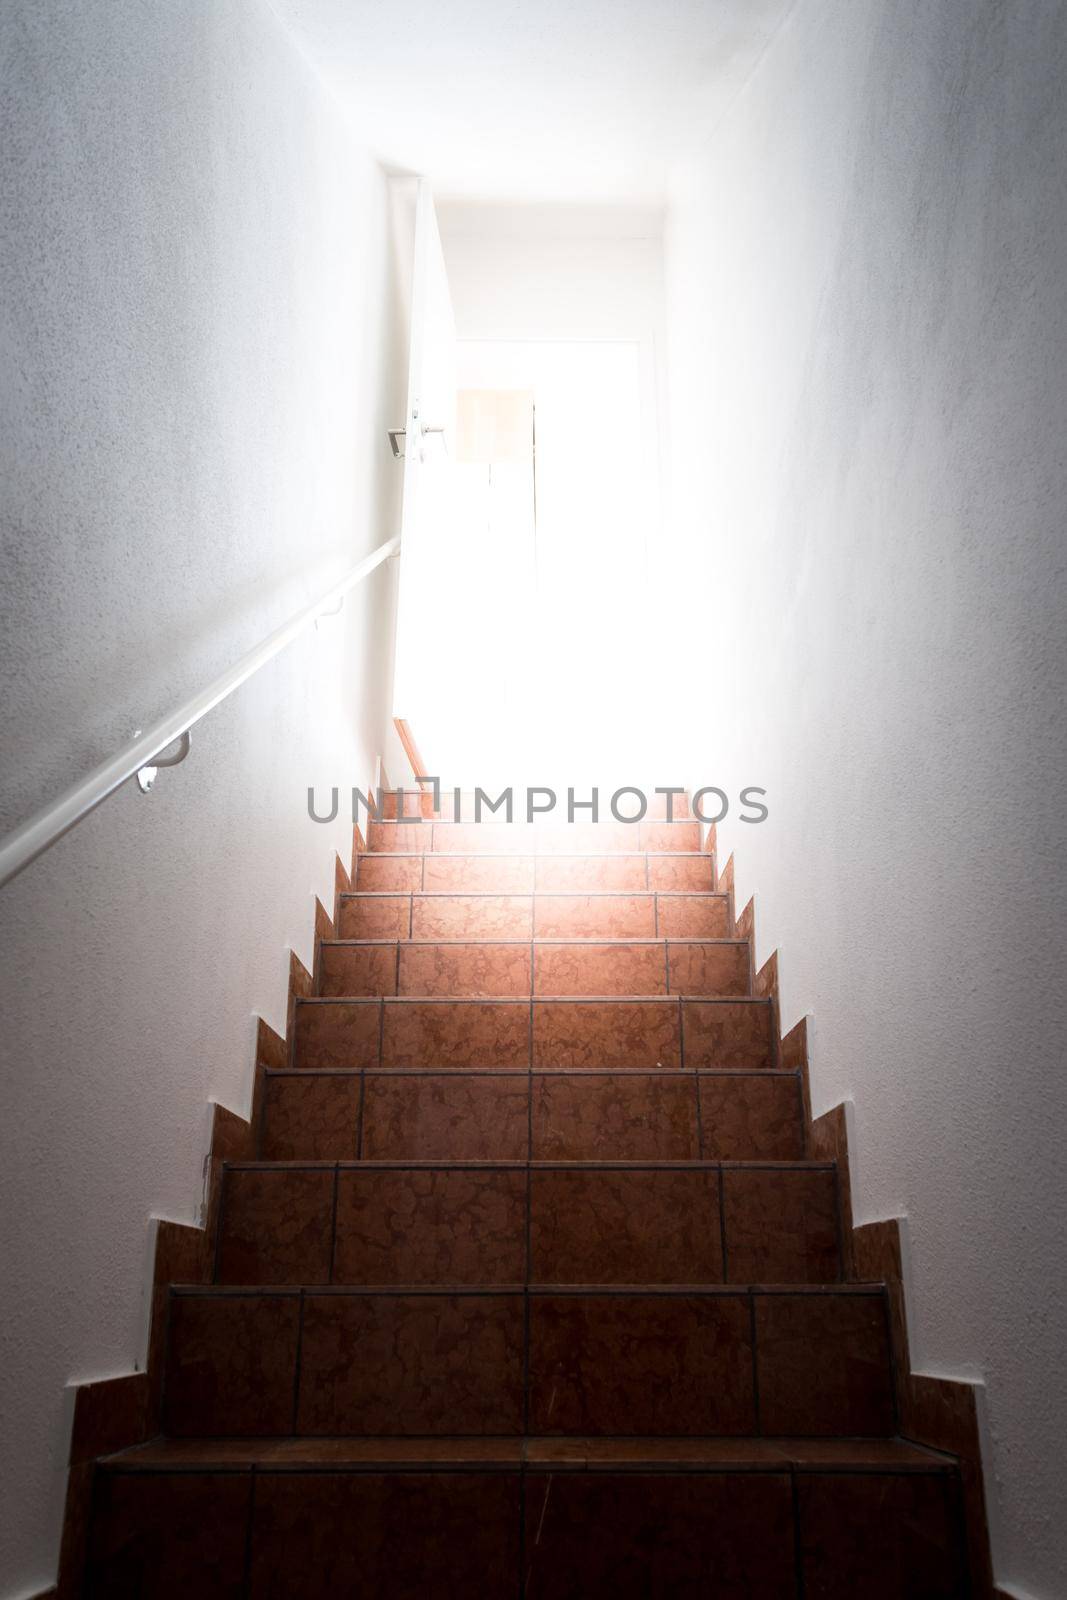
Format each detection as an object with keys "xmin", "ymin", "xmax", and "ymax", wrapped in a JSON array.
[{"xmin": 81, "ymin": 795, "xmax": 971, "ymax": 1597}]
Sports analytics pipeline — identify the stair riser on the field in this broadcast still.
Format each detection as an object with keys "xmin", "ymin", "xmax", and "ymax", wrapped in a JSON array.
[
  {"xmin": 339, "ymin": 891, "xmax": 731, "ymax": 941},
  {"xmin": 366, "ymin": 821, "xmax": 703, "ymax": 855},
  {"xmin": 86, "ymin": 1463, "xmax": 966, "ymax": 1599},
  {"xmin": 319, "ymin": 940, "xmax": 751, "ymax": 999},
  {"xmin": 261, "ymin": 1071, "xmax": 806, "ymax": 1163},
  {"xmin": 357, "ymin": 854, "xmax": 716, "ymax": 892},
  {"xmin": 215, "ymin": 1165, "xmax": 841, "ymax": 1288},
  {"xmin": 293, "ymin": 998, "xmax": 773, "ymax": 1071},
  {"xmin": 162, "ymin": 1288, "xmax": 894, "ymax": 1439}
]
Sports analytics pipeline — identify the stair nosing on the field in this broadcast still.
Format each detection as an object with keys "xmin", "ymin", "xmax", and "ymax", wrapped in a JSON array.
[{"xmin": 97, "ymin": 1432, "xmax": 959, "ymax": 1474}]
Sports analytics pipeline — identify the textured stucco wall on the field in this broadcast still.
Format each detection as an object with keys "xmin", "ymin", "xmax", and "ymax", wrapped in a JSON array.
[
  {"xmin": 665, "ymin": 1, "xmax": 1066, "ymax": 1594},
  {"xmin": 0, "ymin": 4, "xmax": 406, "ymax": 1593}
]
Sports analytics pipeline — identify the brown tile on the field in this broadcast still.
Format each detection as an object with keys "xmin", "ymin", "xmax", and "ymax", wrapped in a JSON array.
[
  {"xmin": 319, "ymin": 944, "xmax": 397, "ymax": 997},
  {"xmin": 249, "ymin": 1471, "xmax": 519, "ymax": 1598},
  {"xmin": 362, "ymin": 1074, "xmax": 529, "ymax": 1160},
  {"xmin": 293, "ymin": 1001, "xmax": 381, "ymax": 1069},
  {"xmin": 102, "ymin": 1433, "xmax": 509, "ymax": 1467},
  {"xmin": 338, "ymin": 894, "xmax": 410, "ymax": 939},
  {"xmin": 532, "ymin": 1074, "xmax": 699, "ymax": 1160},
  {"xmin": 70, "ymin": 1373, "xmax": 149, "ymax": 1465},
  {"xmin": 754, "ymin": 949, "xmax": 779, "ymax": 1001},
  {"xmin": 535, "ymin": 855, "xmax": 647, "ymax": 890},
  {"xmin": 643, "ymin": 791, "xmax": 692, "ymax": 820},
  {"xmin": 656, "ymin": 894, "xmax": 731, "ymax": 937},
  {"xmin": 378, "ymin": 788, "xmax": 435, "ymax": 819},
  {"xmin": 164, "ymin": 1292, "xmax": 300, "ymax": 1436},
  {"xmin": 254, "ymin": 1437, "xmax": 523, "ymax": 1467},
  {"xmin": 646, "ymin": 854, "xmax": 715, "ymax": 891},
  {"xmin": 534, "ymin": 821, "xmax": 633, "ymax": 853},
  {"xmin": 210, "ymin": 1103, "xmax": 255, "ymax": 1165},
  {"xmin": 783, "ymin": 1438, "xmax": 954, "ymax": 1470},
  {"xmin": 781, "ymin": 1015, "xmax": 808, "ymax": 1072},
  {"xmin": 525, "ymin": 1437, "xmax": 789, "ymax": 1469},
  {"xmin": 533, "ymin": 999, "xmax": 680, "ymax": 1068},
  {"xmin": 797, "ymin": 1472, "xmax": 965, "ymax": 1599},
  {"xmin": 722, "ymin": 1168, "xmax": 840, "ymax": 1284},
  {"xmin": 756, "ymin": 1292, "xmax": 895, "ymax": 1435},
  {"xmin": 667, "ymin": 942, "xmax": 750, "ymax": 997},
  {"xmin": 333, "ymin": 1168, "xmax": 526, "ymax": 1285},
  {"xmin": 296, "ymin": 1293, "xmax": 524, "ymax": 1434},
  {"xmin": 382, "ymin": 1000, "xmax": 530, "ymax": 1068},
  {"xmin": 399, "ymin": 943, "xmax": 532, "ymax": 997},
  {"xmin": 530, "ymin": 1169, "xmax": 723, "ymax": 1284},
  {"xmin": 86, "ymin": 1472, "xmax": 251, "ymax": 1599},
  {"xmin": 638, "ymin": 820, "xmax": 702, "ymax": 852},
  {"xmin": 356, "ymin": 854, "xmax": 423, "ymax": 891},
  {"xmin": 261, "ymin": 1073, "xmax": 361, "ymax": 1161},
  {"xmin": 682, "ymin": 1001, "xmax": 773, "ymax": 1069},
  {"xmin": 423, "ymin": 854, "xmax": 534, "ymax": 891},
  {"xmin": 433, "ymin": 821, "xmax": 534, "ymax": 853},
  {"xmin": 367, "ymin": 822, "xmax": 433, "ymax": 853},
  {"xmin": 529, "ymin": 1293, "xmax": 754, "ymax": 1434},
  {"xmin": 411, "ymin": 894, "xmax": 533, "ymax": 940},
  {"xmin": 524, "ymin": 1471, "xmax": 795, "ymax": 1599},
  {"xmin": 698, "ymin": 1074, "xmax": 804, "ymax": 1160},
  {"xmin": 216, "ymin": 1169, "xmax": 334, "ymax": 1286},
  {"xmin": 255, "ymin": 1016, "xmax": 287, "ymax": 1072},
  {"xmin": 533, "ymin": 894, "xmax": 656, "ymax": 938},
  {"xmin": 534, "ymin": 942, "xmax": 667, "ymax": 996}
]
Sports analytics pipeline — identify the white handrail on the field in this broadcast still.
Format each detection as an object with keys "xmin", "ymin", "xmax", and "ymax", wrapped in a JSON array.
[{"xmin": 0, "ymin": 535, "xmax": 400, "ymax": 890}]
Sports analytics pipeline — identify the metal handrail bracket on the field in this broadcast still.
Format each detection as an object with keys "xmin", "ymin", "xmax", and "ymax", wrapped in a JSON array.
[{"xmin": 0, "ymin": 534, "xmax": 400, "ymax": 890}]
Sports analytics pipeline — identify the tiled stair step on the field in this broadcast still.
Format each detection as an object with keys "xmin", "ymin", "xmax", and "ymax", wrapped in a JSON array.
[
  {"xmin": 339, "ymin": 889, "xmax": 731, "ymax": 940},
  {"xmin": 160, "ymin": 1284, "xmax": 895, "ymax": 1439},
  {"xmin": 366, "ymin": 819, "xmax": 704, "ymax": 855},
  {"xmin": 86, "ymin": 1437, "xmax": 966, "ymax": 1600},
  {"xmin": 215, "ymin": 1160, "xmax": 841, "ymax": 1288},
  {"xmin": 380, "ymin": 786, "xmax": 695, "ymax": 819},
  {"xmin": 357, "ymin": 852, "xmax": 716, "ymax": 892},
  {"xmin": 320, "ymin": 939, "xmax": 751, "ymax": 999},
  {"xmin": 261, "ymin": 1069, "xmax": 806, "ymax": 1162},
  {"xmin": 293, "ymin": 996, "xmax": 775, "ymax": 1070}
]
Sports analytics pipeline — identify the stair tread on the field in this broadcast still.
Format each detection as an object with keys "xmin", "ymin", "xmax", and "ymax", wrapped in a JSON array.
[
  {"xmin": 266, "ymin": 1067, "xmax": 792, "ymax": 1081},
  {"xmin": 173, "ymin": 1282, "xmax": 878, "ymax": 1296},
  {"xmin": 102, "ymin": 1434, "xmax": 956, "ymax": 1473},
  {"xmin": 323, "ymin": 936, "xmax": 744, "ymax": 943},
  {"xmin": 298, "ymin": 994, "xmax": 767, "ymax": 1002},
  {"xmin": 223, "ymin": 1158, "xmax": 832, "ymax": 1169}
]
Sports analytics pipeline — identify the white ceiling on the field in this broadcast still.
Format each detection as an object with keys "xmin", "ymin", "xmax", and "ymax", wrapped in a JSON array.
[{"xmin": 271, "ymin": 0, "xmax": 796, "ymax": 204}]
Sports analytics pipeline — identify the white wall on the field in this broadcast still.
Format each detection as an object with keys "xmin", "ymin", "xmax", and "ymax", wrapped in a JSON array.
[
  {"xmin": 0, "ymin": 3, "xmax": 407, "ymax": 1593},
  {"xmin": 664, "ymin": 1, "xmax": 1067, "ymax": 1594}
]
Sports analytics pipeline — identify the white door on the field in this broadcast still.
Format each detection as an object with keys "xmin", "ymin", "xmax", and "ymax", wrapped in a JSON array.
[{"xmin": 391, "ymin": 181, "xmax": 458, "ymax": 766}]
